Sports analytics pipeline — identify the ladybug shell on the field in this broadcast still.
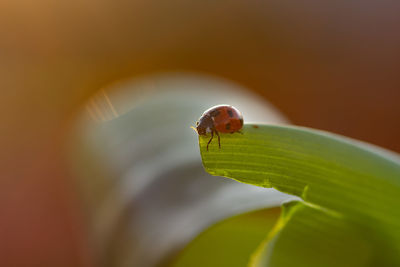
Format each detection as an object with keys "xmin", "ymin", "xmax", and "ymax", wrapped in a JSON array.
[{"xmin": 204, "ymin": 105, "xmax": 243, "ymax": 133}]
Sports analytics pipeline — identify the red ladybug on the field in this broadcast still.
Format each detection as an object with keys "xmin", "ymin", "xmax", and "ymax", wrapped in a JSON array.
[{"xmin": 196, "ymin": 105, "xmax": 244, "ymax": 150}]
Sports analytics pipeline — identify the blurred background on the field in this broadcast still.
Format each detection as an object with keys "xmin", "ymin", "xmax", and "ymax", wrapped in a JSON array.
[{"xmin": 1, "ymin": 0, "xmax": 399, "ymax": 266}]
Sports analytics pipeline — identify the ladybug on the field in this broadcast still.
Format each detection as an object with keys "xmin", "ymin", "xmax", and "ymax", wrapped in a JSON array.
[{"xmin": 196, "ymin": 105, "xmax": 244, "ymax": 150}]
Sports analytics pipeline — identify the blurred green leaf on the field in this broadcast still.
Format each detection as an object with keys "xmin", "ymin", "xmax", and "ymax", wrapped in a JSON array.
[
  {"xmin": 172, "ymin": 207, "xmax": 280, "ymax": 267},
  {"xmin": 199, "ymin": 124, "xmax": 400, "ymax": 266},
  {"xmin": 250, "ymin": 201, "xmax": 373, "ymax": 267}
]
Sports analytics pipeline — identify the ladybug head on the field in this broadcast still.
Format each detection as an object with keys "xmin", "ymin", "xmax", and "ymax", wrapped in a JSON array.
[
  {"xmin": 196, "ymin": 124, "xmax": 207, "ymax": 135},
  {"xmin": 196, "ymin": 115, "xmax": 213, "ymax": 136}
]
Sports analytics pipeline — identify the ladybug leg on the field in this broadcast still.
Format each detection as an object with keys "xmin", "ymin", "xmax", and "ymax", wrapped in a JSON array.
[
  {"xmin": 207, "ymin": 131, "xmax": 214, "ymax": 151},
  {"xmin": 215, "ymin": 130, "xmax": 221, "ymax": 149}
]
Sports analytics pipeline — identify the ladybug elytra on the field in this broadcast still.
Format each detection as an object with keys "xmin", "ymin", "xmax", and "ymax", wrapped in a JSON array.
[{"xmin": 196, "ymin": 105, "xmax": 243, "ymax": 150}]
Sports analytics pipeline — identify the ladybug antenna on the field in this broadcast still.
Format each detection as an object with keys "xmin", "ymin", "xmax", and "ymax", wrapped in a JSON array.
[{"xmin": 190, "ymin": 126, "xmax": 198, "ymax": 133}]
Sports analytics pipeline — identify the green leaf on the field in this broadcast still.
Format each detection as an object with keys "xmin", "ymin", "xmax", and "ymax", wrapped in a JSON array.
[
  {"xmin": 199, "ymin": 124, "xmax": 400, "ymax": 265},
  {"xmin": 251, "ymin": 201, "xmax": 373, "ymax": 267},
  {"xmin": 172, "ymin": 207, "xmax": 281, "ymax": 267}
]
